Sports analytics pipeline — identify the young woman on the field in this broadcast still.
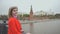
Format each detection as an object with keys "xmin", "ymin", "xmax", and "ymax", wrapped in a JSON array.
[{"xmin": 8, "ymin": 7, "xmax": 23, "ymax": 34}]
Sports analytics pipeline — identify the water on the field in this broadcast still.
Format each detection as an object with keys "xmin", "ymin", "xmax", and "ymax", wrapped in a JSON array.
[
  {"xmin": 0, "ymin": 19, "xmax": 60, "ymax": 34},
  {"xmin": 21, "ymin": 19, "xmax": 60, "ymax": 34},
  {"xmin": 33, "ymin": 19, "xmax": 60, "ymax": 34}
]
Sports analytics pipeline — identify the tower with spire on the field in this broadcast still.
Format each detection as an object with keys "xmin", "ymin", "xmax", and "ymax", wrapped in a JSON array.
[{"xmin": 29, "ymin": 5, "xmax": 33, "ymax": 20}]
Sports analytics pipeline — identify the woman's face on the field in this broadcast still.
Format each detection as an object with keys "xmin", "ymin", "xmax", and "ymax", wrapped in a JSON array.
[{"xmin": 12, "ymin": 8, "xmax": 18, "ymax": 16}]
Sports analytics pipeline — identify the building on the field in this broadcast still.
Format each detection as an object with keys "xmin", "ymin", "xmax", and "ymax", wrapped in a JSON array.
[{"xmin": 29, "ymin": 5, "xmax": 33, "ymax": 20}]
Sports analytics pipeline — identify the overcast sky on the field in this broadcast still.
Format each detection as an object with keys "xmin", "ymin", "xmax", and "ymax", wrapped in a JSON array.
[{"xmin": 0, "ymin": 0, "xmax": 60, "ymax": 15}]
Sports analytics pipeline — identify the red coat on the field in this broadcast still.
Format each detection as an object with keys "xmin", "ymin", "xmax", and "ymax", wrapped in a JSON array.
[{"xmin": 8, "ymin": 17, "xmax": 22, "ymax": 34}]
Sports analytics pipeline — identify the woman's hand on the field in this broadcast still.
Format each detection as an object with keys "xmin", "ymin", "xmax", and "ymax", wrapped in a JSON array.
[
  {"xmin": 26, "ymin": 32, "xmax": 31, "ymax": 34},
  {"xmin": 21, "ymin": 30, "xmax": 24, "ymax": 33}
]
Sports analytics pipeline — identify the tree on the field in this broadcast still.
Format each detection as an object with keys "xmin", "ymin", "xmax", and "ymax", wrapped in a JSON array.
[{"xmin": 23, "ymin": 14, "xmax": 29, "ymax": 17}]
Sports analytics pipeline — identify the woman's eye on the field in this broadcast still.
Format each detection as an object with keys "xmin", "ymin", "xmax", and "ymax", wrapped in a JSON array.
[
  {"xmin": 14, "ymin": 10, "xmax": 18, "ymax": 11},
  {"xmin": 16, "ymin": 10, "xmax": 18, "ymax": 11}
]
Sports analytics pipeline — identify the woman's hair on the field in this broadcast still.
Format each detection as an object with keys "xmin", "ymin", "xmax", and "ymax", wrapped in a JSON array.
[{"xmin": 8, "ymin": 6, "xmax": 18, "ymax": 18}]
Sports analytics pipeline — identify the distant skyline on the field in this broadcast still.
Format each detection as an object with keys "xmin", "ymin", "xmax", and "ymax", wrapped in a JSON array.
[{"xmin": 0, "ymin": 0, "xmax": 60, "ymax": 15}]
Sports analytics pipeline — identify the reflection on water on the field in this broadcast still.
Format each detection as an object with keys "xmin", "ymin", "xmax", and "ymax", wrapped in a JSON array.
[
  {"xmin": 22, "ymin": 19, "xmax": 60, "ymax": 34},
  {"xmin": 0, "ymin": 19, "xmax": 60, "ymax": 34}
]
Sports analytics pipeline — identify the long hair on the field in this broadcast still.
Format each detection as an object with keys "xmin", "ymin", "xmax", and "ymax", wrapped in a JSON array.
[{"xmin": 8, "ymin": 6, "xmax": 18, "ymax": 18}]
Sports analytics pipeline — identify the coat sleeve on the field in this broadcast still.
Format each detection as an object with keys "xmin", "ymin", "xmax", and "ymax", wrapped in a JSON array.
[
  {"xmin": 15, "ymin": 21, "xmax": 22, "ymax": 33},
  {"xmin": 8, "ymin": 19, "xmax": 22, "ymax": 34}
]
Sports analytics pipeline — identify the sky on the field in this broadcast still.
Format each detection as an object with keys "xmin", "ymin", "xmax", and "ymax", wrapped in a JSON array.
[{"xmin": 0, "ymin": 0, "xmax": 60, "ymax": 15}]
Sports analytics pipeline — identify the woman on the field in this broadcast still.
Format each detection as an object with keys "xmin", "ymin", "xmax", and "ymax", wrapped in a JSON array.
[{"xmin": 8, "ymin": 6, "xmax": 22, "ymax": 34}]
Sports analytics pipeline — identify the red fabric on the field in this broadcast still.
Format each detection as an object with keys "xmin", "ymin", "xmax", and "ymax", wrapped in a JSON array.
[{"xmin": 8, "ymin": 17, "xmax": 22, "ymax": 34}]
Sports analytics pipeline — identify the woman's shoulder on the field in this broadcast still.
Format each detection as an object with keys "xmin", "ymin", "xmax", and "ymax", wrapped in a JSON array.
[{"xmin": 8, "ymin": 17, "xmax": 15, "ymax": 21}]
